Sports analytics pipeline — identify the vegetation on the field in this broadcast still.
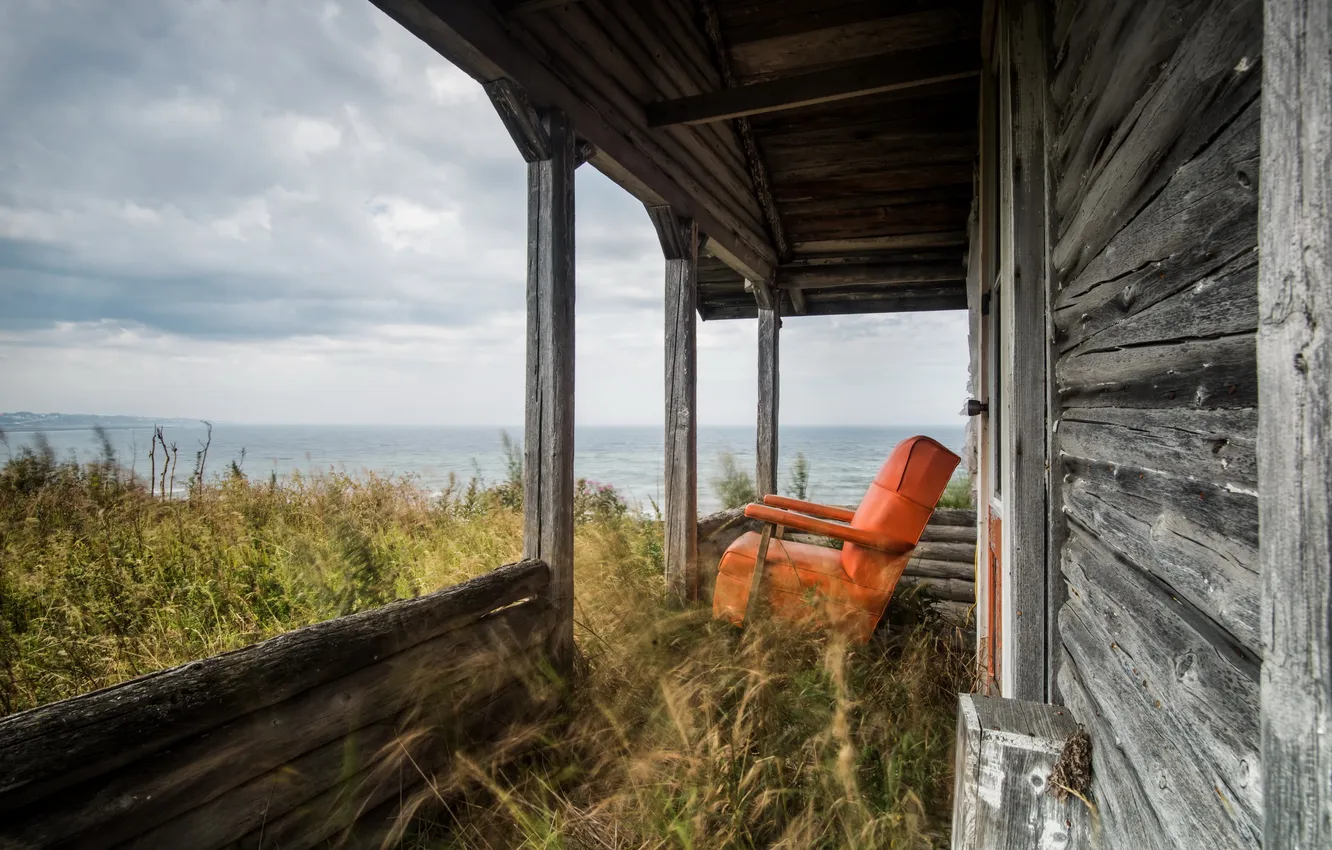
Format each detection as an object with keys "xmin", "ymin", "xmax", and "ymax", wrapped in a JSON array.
[
  {"xmin": 786, "ymin": 451, "xmax": 810, "ymax": 500},
  {"xmin": 0, "ymin": 434, "xmax": 972, "ymax": 848},
  {"xmin": 937, "ymin": 474, "xmax": 975, "ymax": 510},
  {"xmin": 710, "ymin": 451, "xmax": 758, "ymax": 510}
]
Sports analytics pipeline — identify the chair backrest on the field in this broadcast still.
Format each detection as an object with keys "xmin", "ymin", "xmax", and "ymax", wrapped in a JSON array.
[{"xmin": 842, "ymin": 436, "xmax": 961, "ymax": 583}]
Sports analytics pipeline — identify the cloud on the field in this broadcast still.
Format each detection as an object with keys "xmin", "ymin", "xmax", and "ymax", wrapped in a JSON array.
[{"xmin": 0, "ymin": 0, "xmax": 969, "ymax": 426}]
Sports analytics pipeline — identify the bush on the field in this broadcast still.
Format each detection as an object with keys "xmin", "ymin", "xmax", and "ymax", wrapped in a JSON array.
[
  {"xmin": 787, "ymin": 451, "xmax": 810, "ymax": 500},
  {"xmin": 711, "ymin": 451, "xmax": 757, "ymax": 509},
  {"xmin": 938, "ymin": 473, "xmax": 975, "ymax": 509}
]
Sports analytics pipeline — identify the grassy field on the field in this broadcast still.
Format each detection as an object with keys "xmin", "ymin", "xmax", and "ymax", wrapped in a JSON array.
[{"xmin": 0, "ymin": 436, "xmax": 972, "ymax": 848}]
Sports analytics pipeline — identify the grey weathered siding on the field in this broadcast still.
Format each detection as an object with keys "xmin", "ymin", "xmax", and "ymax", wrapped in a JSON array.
[
  {"xmin": 0, "ymin": 561, "xmax": 556, "ymax": 849},
  {"xmin": 1048, "ymin": 0, "xmax": 1262, "ymax": 847}
]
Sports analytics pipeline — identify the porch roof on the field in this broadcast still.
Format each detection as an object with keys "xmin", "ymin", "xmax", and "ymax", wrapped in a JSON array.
[{"xmin": 371, "ymin": 0, "xmax": 982, "ymax": 319}]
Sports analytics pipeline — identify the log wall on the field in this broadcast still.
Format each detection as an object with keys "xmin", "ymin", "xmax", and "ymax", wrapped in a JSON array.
[
  {"xmin": 0, "ymin": 560, "xmax": 558, "ymax": 849},
  {"xmin": 1048, "ymin": 0, "xmax": 1262, "ymax": 847}
]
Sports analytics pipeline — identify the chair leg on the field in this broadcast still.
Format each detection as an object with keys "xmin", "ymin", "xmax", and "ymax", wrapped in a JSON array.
[{"xmin": 743, "ymin": 522, "xmax": 775, "ymax": 626}]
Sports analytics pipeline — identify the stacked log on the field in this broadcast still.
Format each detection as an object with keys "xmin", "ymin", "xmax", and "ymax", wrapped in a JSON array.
[{"xmin": 698, "ymin": 507, "xmax": 978, "ymax": 625}]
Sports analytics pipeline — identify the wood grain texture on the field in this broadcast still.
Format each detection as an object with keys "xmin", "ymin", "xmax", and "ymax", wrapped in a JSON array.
[
  {"xmin": 1062, "ymin": 457, "xmax": 1260, "ymax": 655},
  {"xmin": 1258, "ymin": 0, "xmax": 1332, "ymax": 844},
  {"xmin": 523, "ymin": 109, "xmax": 577, "ymax": 665},
  {"xmin": 664, "ymin": 212, "xmax": 700, "ymax": 602},
  {"xmin": 1052, "ymin": 0, "xmax": 1262, "ymax": 283},
  {"xmin": 1060, "ymin": 600, "xmax": 1260, "ymax": 848},
  {"xmin": 1057, "ymin": 651, "xmax": 1172, "ymax": 850},
  {"xmin": 951, "ymin": 693, "xmax": 1091, "ymax": 849},
  {"xmin": 1062, "ymin": 525, "xmax": 1261, "ymax": 831},
  {"xmin": 648, "ymin": 45, "xmax": 980, "ymax": 126},
  {"xmin": 0, "ymin": 560, "xmax": 549, "ymax": 808},
  {"xmin": 756, "ymin": 307, "xmax": 779, "ymax": 496},
  {"xmin": 8, "ymin": 602, "xmax": 556, "ymax": 848},
  {"xmin": 1004, "ymin": 0, "xmax": 1049, "ymax": 703},
  {"xmin": 483, "ymin": 77, "xmax": 551, "ymax": 161}
]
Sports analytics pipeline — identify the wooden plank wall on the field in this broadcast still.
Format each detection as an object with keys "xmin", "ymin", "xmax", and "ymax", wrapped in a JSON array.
[
  {"xmin": 1047, "ymin": 0, "xmax": 1263, "ymax": 847},
  {"xmin": 0, "ymin": 561, "xmax": 557, "ymax": 849}
]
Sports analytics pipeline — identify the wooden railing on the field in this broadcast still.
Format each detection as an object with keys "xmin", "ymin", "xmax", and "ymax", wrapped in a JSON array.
[
  {"xmin": 699, "ymin": 507, "xmax": 978, "ymax": 622},
  {"xmin": 0, "ymin": 560, "xmax": 557, "ymax": 849}
]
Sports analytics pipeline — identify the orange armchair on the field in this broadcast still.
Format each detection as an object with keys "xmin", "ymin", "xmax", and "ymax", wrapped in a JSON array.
[{"xmin": 712, "ymin": 436, "xmax": 961, "ymax": 643}]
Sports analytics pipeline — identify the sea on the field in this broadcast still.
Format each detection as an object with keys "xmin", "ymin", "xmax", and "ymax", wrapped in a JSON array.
[{"xmin": 4, "ymin": 423, "xmax": 966, "ymax": 514}]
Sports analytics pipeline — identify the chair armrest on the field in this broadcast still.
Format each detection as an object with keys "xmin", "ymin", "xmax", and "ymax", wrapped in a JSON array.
[
  {"xmin": 760, "ymin": 495, "xmax": 856, "ymax": 523},
  {"xmin": 743, "ymin": 504, "xmax": 910, "ymax": 554}
]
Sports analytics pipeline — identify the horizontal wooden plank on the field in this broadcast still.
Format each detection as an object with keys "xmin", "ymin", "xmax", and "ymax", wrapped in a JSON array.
[
  {"xmin": 790, "ymin": 232, "xmax": 968, "ymax": 255},
  {"xmin": 918, "ymin": 523, "xmax": 979, "ymax": 543},
  {"xmin": 1059, "ymin": 405, "xmax": 1257, "ymax": 491},
  {"xmin": 897, "ymin": 575, "xmax": 975, "ymax": 602},
  {"xmin": 730, "ymin": 4, "xmax": 979, "ymax": 80},
  {"xmin": 1062, "ymin": 458, "xmax": 1259, "ymax": 655},
  {"xmin": 1057, "ymin": 332, "xmax": 1257, "ymax": 410},
  {"xmin": 1061, "ymin": 525, "xmax": 1261, "ymax": 830},
  {"xmin": 647, "ymin": 44, "xmax": 980, "ymax": 126},
  {"xmin": 1057, "ymin": 249, "xmax": 1258, "ymax": 356},
  {"xmin": 1059, "ymin": 602, "xmax": 1260, "ymax": 848},
  {"xmin": 777, "ymin": 261, "xmax": 965, "ymax": 290},
  {"xmin": 0, "ymin": 559, "xmax": 549, "ymax": 808},
  {"xmin": 1057, "ymin": 651, "xmax": 1173, "ymax": 850},
  {"xmin": 1052, "ymin": 0, "xmax": 1261, "ymax": 283},
  {"xmin": 783, "ymin": 200, "xmax": 972, "ymax": 241},
  {"xmin": 7, "ymin": 600, "xmax": 557, "ymax": 848},
  {"xmin": 1050, "ymin": 0, "xmax": 1208, "ymax": 201},
  {"xmin": 1054, "ymin": 99, "xmax": 1259, "ymax": 346}
]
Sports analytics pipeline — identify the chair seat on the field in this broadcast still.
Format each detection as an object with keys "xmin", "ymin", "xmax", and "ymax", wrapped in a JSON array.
[{"xmin": 713, "ymin": 531, "xmax": 911, "ymax": 642}]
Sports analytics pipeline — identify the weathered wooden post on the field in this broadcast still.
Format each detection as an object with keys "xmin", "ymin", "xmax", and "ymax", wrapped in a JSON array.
[
  {"xmin": 952, "ymin": 694, "xmax": 1091, "ymax": 849},
  {"xmin": 1258, "ymin": 0, "xmax": 1332, "ymax": 843},
  {"xmin": 485, "ymin": 80, "xmax": 577, "ymax": 668},
  {"xmin": 648, "ymin": 205, "xmax": 699, "ymax": 603},
  {"xmin": 756, "ymin": 305, "xmax": 779, "ymax": 497}
]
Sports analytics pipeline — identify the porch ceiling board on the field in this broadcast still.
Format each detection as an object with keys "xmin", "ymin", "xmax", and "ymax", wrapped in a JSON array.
[{"xmin": 374, "ymin": 0, "xmax": 980, "ymax": 318}]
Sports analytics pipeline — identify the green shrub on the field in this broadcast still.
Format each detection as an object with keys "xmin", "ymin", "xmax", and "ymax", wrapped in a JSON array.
[
  {"xmin": 787, "ymin": 451, "xmax": 810, "ymax": 500},
  {"xmin": 938, "ymin": 473, "xmax": 975, "ymax": 509},
  {"xmin": 711, "ymin": 451, "xmax": 757, "ymax": 509}
]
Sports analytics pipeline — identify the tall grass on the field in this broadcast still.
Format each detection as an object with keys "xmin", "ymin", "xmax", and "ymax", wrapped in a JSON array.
[{"xmin": 0, "ymin": 438, "xmax": 971, "ymax": 847}]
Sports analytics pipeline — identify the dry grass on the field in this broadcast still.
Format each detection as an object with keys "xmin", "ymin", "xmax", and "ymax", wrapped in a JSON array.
[{"xmin": 0, "ymin": 437, "xmax": 972, "ymax": 848}]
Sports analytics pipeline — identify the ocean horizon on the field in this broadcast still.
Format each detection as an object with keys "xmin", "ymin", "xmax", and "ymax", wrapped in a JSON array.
[{"xmin": 5, "ymin": 423, "xmax": 967, "ymax": 513}]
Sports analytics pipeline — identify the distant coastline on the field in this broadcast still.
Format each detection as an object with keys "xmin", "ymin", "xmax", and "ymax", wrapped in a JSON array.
[{"xmin": 0, "ymin": 412, "xmax": 200, "ymax": 432}]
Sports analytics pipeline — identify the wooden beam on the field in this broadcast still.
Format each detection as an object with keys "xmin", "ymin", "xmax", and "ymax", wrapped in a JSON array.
[
  {"xmin": 1259, "ymin": 0, "xmax": 1332, "ymax": 844},
  {"xmin": 703, "ymin": 235, "xmax": 767, "ymax": 284},
  {"xmin": 523, "ymin": 108, "xmax": 577, "ymax": 668},
  {"xmin": 483, "ymin": 78, "xmax": 549, "ymax": 162},
  {"xmin": 697, "ymin": 0, "xmax": 790, "ymax": 262},
  {"xmin": 370, "ymin": 0, "xmax": 774, "ymax": 283},
  {"xmin": 744, "ymin": 277, "xmax": 776, "ymax": 311},
  {"xmin": 776, "ymin": 262, "xmax": 967, "ymax": 290},
  {"xmin": 654, "ymin": 206, "xmax": 700, "ymax": 603},
  {"xmin": 791, "ymin": 231, "xmax": 969, "ymax": 254},
  {"xmin": 701, "ymin": 286, "xmax": 968, "ymax": 319},
  {"xmin": 502, "ymin": 0, "xmax": 586, "ymax": 15},
  {"xmin": 647, "ymin": 44, "xmax": 981, "ymax": 127},
  {"xmin": 756, "ymin": 308, "xmax": 780, "ymax": 497},
  {"xmin": 787, "ymin": 286, "xmax": 807, "ymax": 315}
]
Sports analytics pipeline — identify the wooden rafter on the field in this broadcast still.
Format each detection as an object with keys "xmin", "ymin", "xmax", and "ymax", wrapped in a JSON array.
[
  {"xmin": 695, "ymin": 0, "xmax": 789, "ymax": 263},
  {"xmin": 776, "ymin": 262, "xmax": 967, "ymax": 290},
  {"xmin": 370, "ymin": 0, "xmax": 775, "ymax": 283},
  {"xmin": 647, "ymin": 45, "xmax": 981, "ymax": 126}
]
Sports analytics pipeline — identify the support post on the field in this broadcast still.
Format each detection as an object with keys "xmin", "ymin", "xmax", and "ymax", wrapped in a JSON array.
[
  {"xmin": 648, "ymin": 205, "xmax": 699, "ymax": 603},
  {"xmin": 756, "ymin": 307, "xmax": 780, "ymax": 497},
  {"xmin": 521, "ymin": 107, "xmax": 576, "ymax": 668},
  {"xmin": 1259, "ymin": 0, "xmax": 1332, "ymax": 843},
  {"xmin": 1004, "ymin": 0, "xmax": 1051, "ymax": 703}
]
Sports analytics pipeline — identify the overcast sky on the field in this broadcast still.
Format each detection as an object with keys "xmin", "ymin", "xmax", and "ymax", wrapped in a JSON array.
[{"xmin": 0, "ymin": 0, "xmax": 969, "ymax": 427}]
